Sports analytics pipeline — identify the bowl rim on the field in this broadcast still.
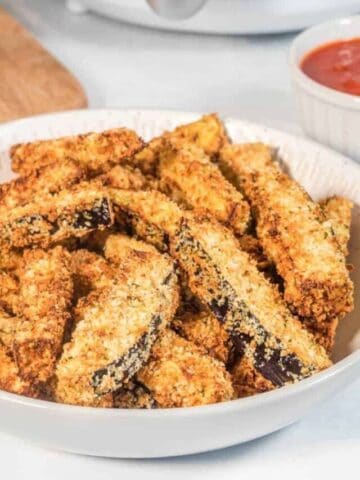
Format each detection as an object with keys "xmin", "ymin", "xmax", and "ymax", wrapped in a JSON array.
[
  {"xmin": 0, "ymin": 107, "xmax": 359, "ymax": 418},
  {"xmin": 289, "ymin": 15, "xmax": 360, "ymax": 110}
]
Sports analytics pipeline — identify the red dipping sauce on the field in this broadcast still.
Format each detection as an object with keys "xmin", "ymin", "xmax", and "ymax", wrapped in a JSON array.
[{"xmin": 301, "ymin": 38, "xmax": 360, "ymax": 96}]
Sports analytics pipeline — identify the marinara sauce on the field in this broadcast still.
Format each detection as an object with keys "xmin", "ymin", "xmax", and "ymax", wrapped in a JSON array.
[{"xmin": 301, "ymin": 38, "xmax": 360, "ymax": 96}]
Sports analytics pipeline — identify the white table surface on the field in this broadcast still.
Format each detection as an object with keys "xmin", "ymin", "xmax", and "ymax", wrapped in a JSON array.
[{"xmin": 1, "ymin": 0, "xmax": 360, "ymax": 478}]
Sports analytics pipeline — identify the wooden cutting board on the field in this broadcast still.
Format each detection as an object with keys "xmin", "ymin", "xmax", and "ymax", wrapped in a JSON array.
[{"xmin": 0, "ymin": 8, "xmax": 87, "ymax": 123}]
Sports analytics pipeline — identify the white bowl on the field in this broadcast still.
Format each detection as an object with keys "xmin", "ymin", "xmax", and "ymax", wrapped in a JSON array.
[
  {"xmin": 290, "ymin": 16, "xmax": 360, "ymax": 162},
  {"xmin": 0, "ymin": 109, "xmax": 359, "ymax": 458}
]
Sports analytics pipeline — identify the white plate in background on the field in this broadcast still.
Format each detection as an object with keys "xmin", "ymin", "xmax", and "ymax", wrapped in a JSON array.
[
  {"xmin": 0, "ymin": 109, "xmax": 359, "ymax": 458},
  {"xmin": 66, "ymin": 0, "xmax": 360, "ymax": 35}
]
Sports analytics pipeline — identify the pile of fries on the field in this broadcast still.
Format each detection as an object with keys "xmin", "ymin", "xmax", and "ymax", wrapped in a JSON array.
[{"xmin": 0, "ymin": 114, "xmax": 354, "ymax": 408}]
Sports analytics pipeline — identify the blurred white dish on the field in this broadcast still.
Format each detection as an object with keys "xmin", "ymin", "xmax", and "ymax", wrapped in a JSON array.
[
  {"xmin": 290, "ymin": 16, "xmax": 360, "ymax": 162},
  {"xmin": 0, "ymin": 109, "xmax": 359, "ymax": 458},
  {"xmin": 66, "ymin": 0, "xmax": 360, "ymax": 35}
]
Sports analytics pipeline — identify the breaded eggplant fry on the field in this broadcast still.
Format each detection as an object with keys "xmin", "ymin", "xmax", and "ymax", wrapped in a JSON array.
[
  {"xmin": 113, "ymin": 380, "xmax": 157, "ymax": 409},
  {"xmin": 219, "ymin": 143, "xmax": 353, "ymax": 324},
  {"xmin": 70, "ymin": 249, "xmax": 116, "ymax": 300},
  {"xmin": 97, "ymin": 165, "xmax": 146, "ymax": 190},
  {"xmin": 158, "ymin": 140, "xmax": 250, "ymax": 235},
  {"xmin": 11, "ymin": 128, "xmax": 144, "ymax": 176},
  {"xmin": 137, "ymin": 329, "xmax": 234, "ymax": 408},
  {"xmin": 172, "ymin": 309, "xmax": 231, "ymax": 364},
  {"xmin": 320, "ymin": 196, "xmax": 353, "ymax": 256},
  {"xmin": 0, "ymin": 270, "xmax": 19, "ymax": 314},
  {"xmin": 110, "ymin": 188, "xmax": 182, "ymax": 250},
  {"xmin": 55, "ymin": 248, "xmax": 179, "ymax": 405},
  {"xmin": 170, "ymin": 215, "xmax": 331, "ymax": 388},
  {"xmin": 231, "ymin": 354, "xmax": 274, "ymax": 398},
  {"xmin": 14, "ymin": 247, "xmax": 73, "ymax": 386},
  {"xmin": 0, "ymin": 343, "xmax": 34, "ymax": 396},
  {"xmin": 134, "ymin": 114, "xmax": 229, "ymax": 174},
  {"xmin": 0, "ymin": 183, "xmax": 114, "ymax": 249},
  {"xmin": 0, "ymin": 159, "xmax": 85, "ymax": 211}
]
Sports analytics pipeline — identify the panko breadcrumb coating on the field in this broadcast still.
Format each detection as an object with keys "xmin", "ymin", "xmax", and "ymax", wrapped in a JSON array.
[
  {"xmin": 320, "ymin": 196, "xmax": 353, "ymax": 256},
  {"xmin": 11, "ymin": 128, "xmax": 144, "ymax": 176},
  {"xmin": 0, "ymin": 343, "xmax": 35, "ymax": 397},
  {"xmin": 104, "ymin": 233, "xmax": 158, "ymax": 266},
  {"xmin": 231, "ymin": 354, "xmax": 274, "ymax": 398},
  {"xmin": 113, "ymin": 380, "xmax": 157, "ymax": 409},
  {"xmin": 0, "ymin": 270, "xmax": 19, "ymax": 315},
  {"xmin": 134, "ymin": 114, "xmax": 228, "ymax": 174},
  {"xmin": 70, "ymin": 249, "xmax": 116, "ymax": 300},
  {"xmin": 0, "ymin": 183, "xmax": 114, "ymax": 249},
  {"xmin": 55, "ymin": 247, "xmax": 179, "ymax": 405},
  {"xmin": 14, "ymin": 247, "xmax": 73, "ymax": 387},
  {"xmin": 172, "ymin": 309, "xmax": 231, "ymax": 364},
  {"xmin": 171, "ymin": 214, "xmax": 331, "ymax": 388},
  {"xmin": 0, "ymin": 308, "xmax": 19, "ymax": 353},
  {"xmin": 0, "ymin": 159, "xmax": 85, "ymax": 212},
  {"xmin": 158, "ymin": 140, "xmax": 250, "ymax": 235},
  {"xmin": 137, "ymin": 329, "xmax": 234, "ymax": 408},
  {"xmin": 96, "ymin": 164, "xmax": 147, "ymax": 191},
  {"xmin": 219, "ymin": 143, "xmax": 353, "ymax": 325}
]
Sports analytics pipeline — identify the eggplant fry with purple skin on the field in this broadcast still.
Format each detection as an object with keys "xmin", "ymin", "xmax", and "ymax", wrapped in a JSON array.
[
  {"xmin": 0, "ymin": 159, "xmax": 85, "ymax": 211},
  {"xmin": 11, "ymin": 128, "xmax": 144, "ymax": 176},
  {"xmin": 13, "ymin": 247, "xmax": 73, "ymax": 388},
  {"xmin": 219, "ymin": 143, "xmax": 353, "ymax": 325},
  {"xmin": 157, "ymin": 140, "xmax": 250, "ymax": 235},
  {"xmin": 170, "ymin": 214, "xmax": 331, "ymax": 389},
  {"xmin": 0, "ymin": 183, "xmax": 114, "ymax": 249},
  {"xmin": 55, "ymin": 245, "xmax": 179, "ymax": 406},
  {"xmin": 133, "ymin": 113, "xmax": 229, "ymax": 174}
]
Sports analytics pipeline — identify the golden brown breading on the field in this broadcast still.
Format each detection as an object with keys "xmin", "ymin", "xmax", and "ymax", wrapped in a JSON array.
[
  {"xmin": 0, "ymin": 249, "xmax": 23, "ymax": 273},
  {"xmin": 237, "ymin": 234, "xmax": 271, "ymax": 270},
  {"xmin": 137, "ymin": 329, "xmax": 234, "ymax": 408},
  {"xmin": 0, "ymin": 270, "xmax": 19, "ymax": 314},
  {"xmin": 170, "ymin": 214, "xmax": 331, "ymax": 388},
  {"xmin": 133, "ymin": 114, "xmax": 229, "ymax": 174},
  {"xmin": 0, "ymin": 308, "xmax": 19, "ymax": 353},
  {"xmin": 231, "ymin": 354, "xmax": 274, "ymax": 398},
  {"xmin": 172, "ymin": 309, "xmax": 231, "ymax": 364},
  {"xmin": 0, "ymin": 159, "xmax": 85, "ymax": 211},
  {"xmin": 219, "ymin": 143, "xmax": 353, "ymax": 324},
  {"xmin": 55, "ymin": 247, "xmax": 179, "ymax": 405},
  {"xmin": 97, "ymin": 165, "xmax": 146, "ymax": 190},
  {"xmin": 13, "ymin": 247, "xmax": 73, "ymax": 387},
  {"xmin": 0, "ymin": 343, "xmax": 35, "ymax": 397},
  {"xmin": 158, "ymin": 140, "xmax": 250, "ymax": 235},
  {"xmin": 320, "ymin": 196, "xmax": 353, "ymax": 256},
  {"xmin": 104, "ymin": 233, "xmax": 158, "ymax": 267},
  {"xmin": 113, "ymin": 381, "xmax": 157, "ymax": 409},
  {"xmin": 110, "ymin": 188, "xmax": 182, "ymax": 250},
  {"xmin": 11, "ymin": 128, "xmax": 144, "ymax": 176},
  {"xmin": 0, "ymin": 183, "xmax": 114, "ymax": 249},
  {"xmin": 70, "ymin": 249, "xmax": 116, "ymax": 300}
]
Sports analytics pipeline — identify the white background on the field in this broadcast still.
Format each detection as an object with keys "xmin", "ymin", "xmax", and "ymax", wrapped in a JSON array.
[{"xmin": 1, "ymin": 1, "xmax": 360, "ymax": 478}]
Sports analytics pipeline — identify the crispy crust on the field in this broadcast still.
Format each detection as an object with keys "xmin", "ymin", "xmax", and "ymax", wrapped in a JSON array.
[
  {"xmin": 133, "ymin": 114, "xmax": 229, "ymax": 174},
  {"xmin": 219, "ymin": 143, "xmax": 353, "ymax": 324},
  {"xmin": 0, "ymin": 270, "xmax": 19, "ymax": 315},
  {"xmin": 0, "ymin": 159, "xmax": 85, "ymax": 211},
  {"xmin": 96, "ymin": 165, "xmax": 146, "ymax": 191},
  {"xmin": 104, "ymin": 233, "xmax": 159, "ymax": 266},
  {"xmin": 0, "ymin": 183, "xmax": 114, "ymax": 249},
  {"xmin": 70, "ymin": 249, "xmax": 116, "ymax": 300},
  {"xmin": 237, "ymin": 234, "xmax": 272, "ymax": 270},
  {"xmin": 320, "ymin": 196, "xmax": 353, "ymax": 256},
  {"xmin": 13, "ymin": 247, "xmax": 73, "ymax": 387},
  {"xmin": 11, "ymin": 128, "xmax": 144, "ymax": 176},
  {"xmin": 113, "ymin": 380, "xmax": 157, "ymax": 409},
  {"xmin": 170, "ymin": 215, "xmax": 331, "ymax": 388},
  {"xmin": 55, "ymin": 248, "xmax": 179, "ymax": 405},
  {"xmin": 137, "ymin": 329, "xmax": 234, "ymax": 408},
  {"xmin": 172, "ymin": 309, "xmax": 231, "ymax": 364},
  {"xmin": 0, "ymin": 343, "xmax": 36, "ymax": 397},
  {"xmin": 158, "ymin": 140, "xmax": 250, "ymax": 235},
  {"xmin": 0, "ymin": 308, "xmax": 19, "ymax": 353}
]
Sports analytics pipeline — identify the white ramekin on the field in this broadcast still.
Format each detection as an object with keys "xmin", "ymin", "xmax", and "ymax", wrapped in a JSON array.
[{"xmin": 290, "ymin": 16, "xmax": 360, "ymax": 162}]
